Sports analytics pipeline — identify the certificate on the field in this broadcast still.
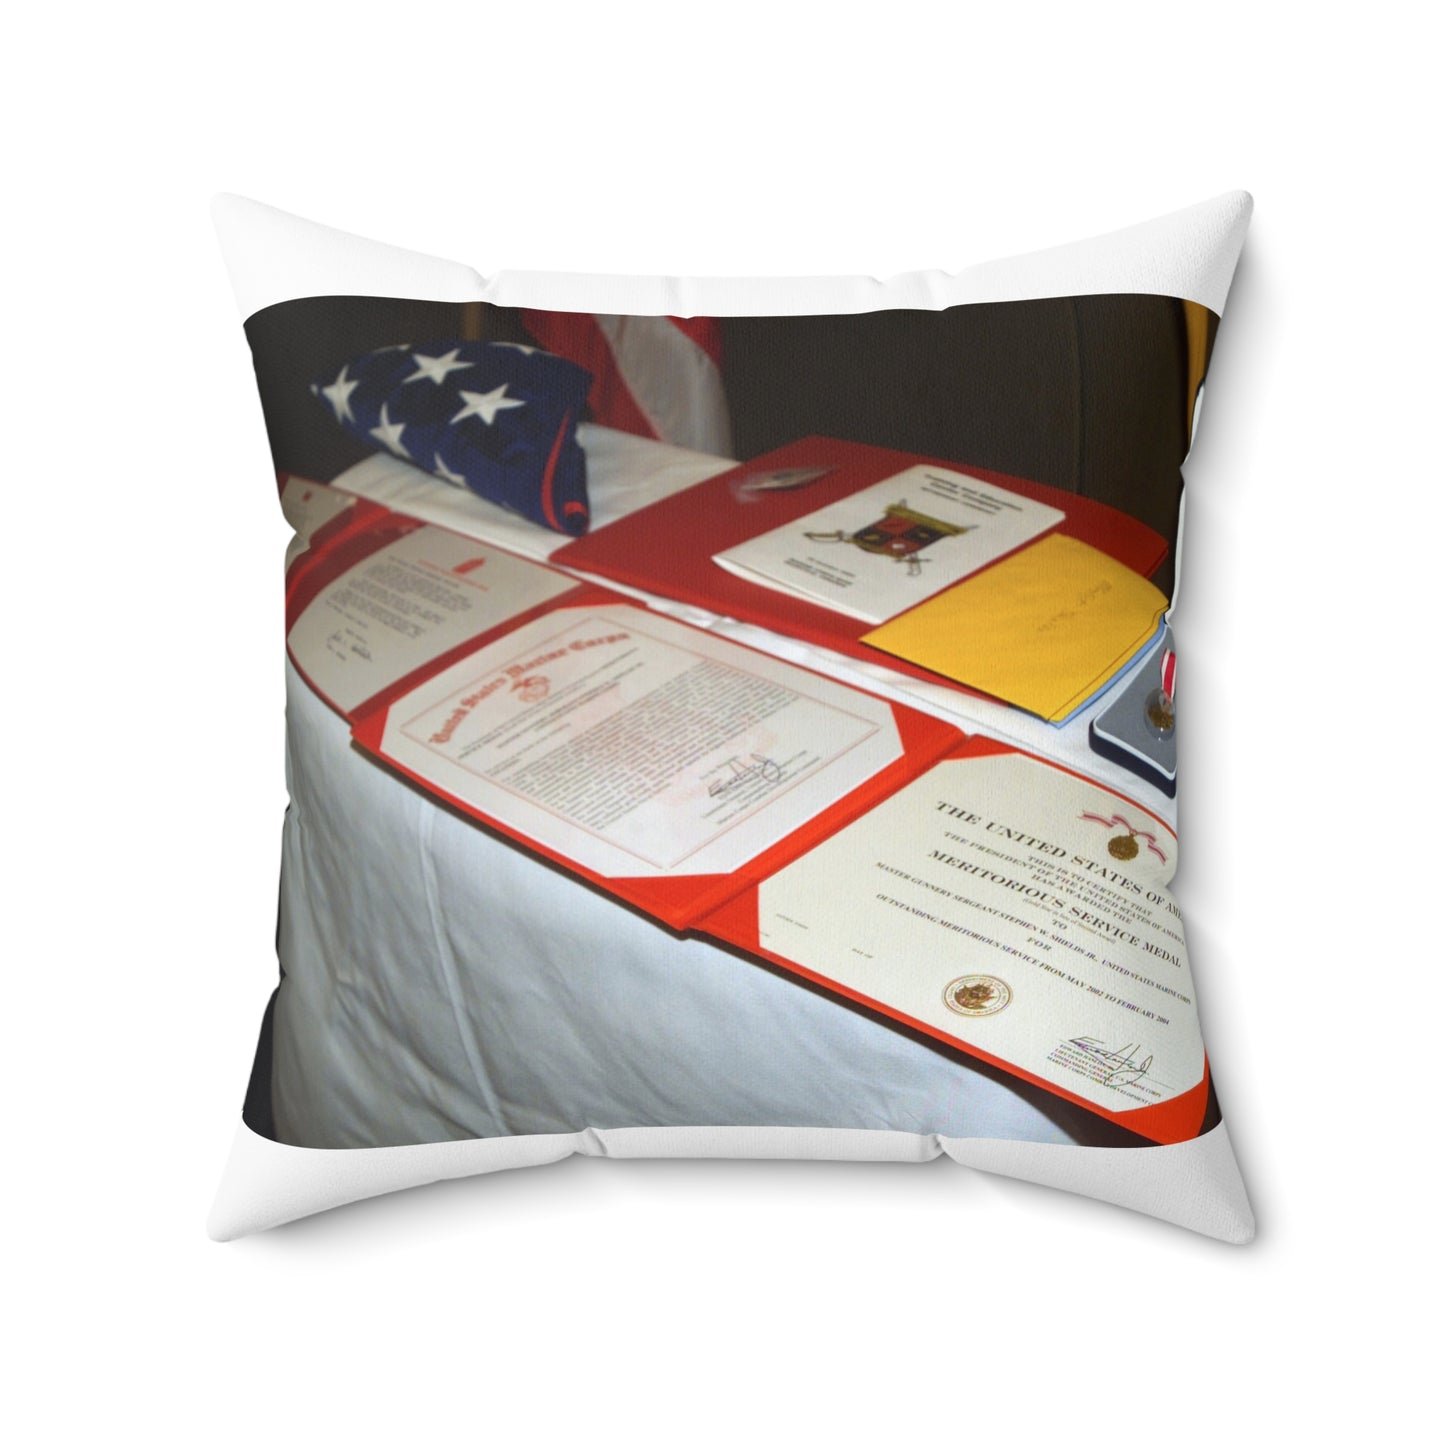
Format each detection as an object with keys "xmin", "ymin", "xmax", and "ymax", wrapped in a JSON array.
[
  {"xmin": 286, "ymin": 525, "xmax": 578, "ymax": 716},
  {"xmin": 712, "ymin": 464, "xmax": 1064, "ymax": 626},
  {"xmin": 747, "ymin": 744, "xmax": 1206, "ymax": 1136},
  {"xmin": 369, "ymin": 604, "xmax": 903, "ymax": 885}
]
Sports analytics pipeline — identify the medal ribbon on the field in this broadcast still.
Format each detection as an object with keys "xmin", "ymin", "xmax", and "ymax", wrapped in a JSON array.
[{"xmin": 1159, "ymin": 648, "xmax": 1177, "ymax": 700}]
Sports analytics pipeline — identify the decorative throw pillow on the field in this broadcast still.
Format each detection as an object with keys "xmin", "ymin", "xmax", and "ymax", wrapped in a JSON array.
[{"xmin": 210, "ymin": 190, "xmax": 1255, "ymax": 1243}]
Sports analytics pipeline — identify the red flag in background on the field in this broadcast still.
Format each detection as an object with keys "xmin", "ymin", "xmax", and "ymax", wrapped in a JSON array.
[{"xmin": 520, "ymin": 312, "xmax": 733, "ymax": 459}]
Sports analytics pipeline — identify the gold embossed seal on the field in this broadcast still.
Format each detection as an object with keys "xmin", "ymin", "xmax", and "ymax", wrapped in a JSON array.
[{"xmin": 943, "ymin": 975, "xmax": 1012, "ymax": 1017}]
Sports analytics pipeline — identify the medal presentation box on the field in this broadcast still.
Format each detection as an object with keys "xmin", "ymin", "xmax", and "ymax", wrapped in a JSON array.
[
  {"xmin": 288, "ymin": 490, "xmax": 1211, "ymax": 1143},
  {"xmin": 1088, "ymin": 628, "xmax": 1179, "ymax": 797}
]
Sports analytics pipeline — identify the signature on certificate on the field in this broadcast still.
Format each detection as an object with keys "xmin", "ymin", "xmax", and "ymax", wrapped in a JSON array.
[
  {"xmin": 325, "ymin": 628, "xmax": 372, "ymax": 663},
  {"xmin": 1068, "ymin": 1036, "xmax": 1154, "ymax": 1089},
  {"xmin": 708, "ymin": 754, "xmax": 784, "ymax": 799}
]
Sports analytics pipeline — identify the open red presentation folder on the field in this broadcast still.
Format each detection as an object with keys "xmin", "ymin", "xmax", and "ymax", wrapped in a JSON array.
[
  {"xmin": 550, "ymin": 436, "xmax": 1169, "ymax": 700},
  {"xmin": 281, "ymin": 479, "xmax": 1209, "ymax": 1146}
]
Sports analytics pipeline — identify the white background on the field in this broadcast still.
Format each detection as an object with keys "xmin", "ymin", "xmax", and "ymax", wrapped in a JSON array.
[{"xmin": 7, "ymin": 2, "xmax": 1436, "ymax": 1438}]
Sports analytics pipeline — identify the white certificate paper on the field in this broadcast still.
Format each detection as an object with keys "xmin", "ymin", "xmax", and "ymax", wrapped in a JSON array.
[
  {"xmin": 378, "ymin": 605, "xmax": 903, "ymax": 879},
  {"xmin": 756, "ymin": 751, "xmax": 1204, "ymax": 1117},
  {"xmin": 286, "ymin": 526, "xmax": 578, "ymax": 715},
  {"xmin": 712, "ymin": 464, "xmax": 1065, "ymax": 625},
  {"xmin": 280, "ymin": 476, "xmax": 355, "ymax": 571}
]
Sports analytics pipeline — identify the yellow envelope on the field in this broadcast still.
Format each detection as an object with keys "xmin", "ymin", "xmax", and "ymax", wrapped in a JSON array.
[{"xmin": 862, "ymin": 534, "xmax": 1167, "ymax": 722}]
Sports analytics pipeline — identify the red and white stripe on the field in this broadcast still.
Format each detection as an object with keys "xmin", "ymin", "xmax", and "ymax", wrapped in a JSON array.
[
  {"xmin": 1159, "ymin": 648, "xmax": 1177, "ymax": 700},
  {"xmin": 520, "ymin": 311, "xmax": 733, "ymax": 458}
]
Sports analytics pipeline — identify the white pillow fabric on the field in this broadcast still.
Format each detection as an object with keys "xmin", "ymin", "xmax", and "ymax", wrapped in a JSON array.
[{"xmin": 210, "ymin": 192, "xmax": 1254, "ymax": 1242}]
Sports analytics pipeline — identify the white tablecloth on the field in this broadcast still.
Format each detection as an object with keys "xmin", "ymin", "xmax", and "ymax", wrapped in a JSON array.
[{"xmin": 272, "ymin": 430, "xmax": 1158, "ymax": 1149}]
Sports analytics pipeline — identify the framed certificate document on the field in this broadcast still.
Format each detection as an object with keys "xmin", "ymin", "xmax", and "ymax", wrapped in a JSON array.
[
  {"xmin": 355, "ymin": 602, "xmax": 953, "ymax": 926},
  {"xmin": 704, "ymin": 737, "xmax": 1208, "ymax": 1144},
  {"xmin": 286, "ymin": 514, "xmax": 580, "ymax": 717}
]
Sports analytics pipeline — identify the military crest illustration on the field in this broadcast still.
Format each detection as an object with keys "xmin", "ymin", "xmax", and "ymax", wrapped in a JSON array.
[{"xmin": 806, "ymin": 500, "xmax": 973, "ymax": 577}]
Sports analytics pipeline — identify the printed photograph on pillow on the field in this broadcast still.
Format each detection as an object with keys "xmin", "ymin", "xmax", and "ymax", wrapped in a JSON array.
[{"xmin": 214, "ymin": 194, "xmax": 1254, "ymax": 1240}]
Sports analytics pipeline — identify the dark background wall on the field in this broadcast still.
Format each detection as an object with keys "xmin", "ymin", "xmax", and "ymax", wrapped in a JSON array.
[{"xmin": 245, "ymin": 293, "xmax": 1213, "ymax": 595}]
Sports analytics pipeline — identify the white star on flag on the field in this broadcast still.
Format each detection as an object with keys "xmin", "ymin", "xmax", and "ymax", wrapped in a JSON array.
[
  {"xmin": 490, "ymin": 341, "xmax": 543, "ymax": 356},
  {"xmin": 451, "ymin": 384, "xmax": 526, "ymax": 427},
  {"xmin": 317, "ymin": 364, "xmax": 360, "ymax": 424},
  {"xmin": 404, "ymin": 348, "xmax": 474, "ymax": 386},
  {"xmin": 370, "ymin": 402, "xmax": 410, "ymax": 458},
  {"xmin": 432, "ymin": 453, "xmax": 468, "ymax": 487}
]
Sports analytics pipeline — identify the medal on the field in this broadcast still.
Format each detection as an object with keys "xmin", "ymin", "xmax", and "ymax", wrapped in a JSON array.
[{"xmin": 1143, "ymin": 647, "xmax": 1177, "ymax": 739}]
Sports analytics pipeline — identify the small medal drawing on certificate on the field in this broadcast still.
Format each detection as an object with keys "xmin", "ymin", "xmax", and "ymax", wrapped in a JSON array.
[{"xmin": 1081, "ymin": 811, "xmax": 1169, "ymax": 865}]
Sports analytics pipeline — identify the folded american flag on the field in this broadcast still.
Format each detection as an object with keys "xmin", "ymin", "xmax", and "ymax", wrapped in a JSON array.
[{"xmin": 312, "ymin": 340, "xmax": 594, "ymax": 535}]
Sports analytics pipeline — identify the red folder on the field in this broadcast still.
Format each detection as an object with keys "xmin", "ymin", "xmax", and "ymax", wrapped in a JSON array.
[{"xmin": 551, "ymin": 437, "xmax": 1169, "ymax": 697}]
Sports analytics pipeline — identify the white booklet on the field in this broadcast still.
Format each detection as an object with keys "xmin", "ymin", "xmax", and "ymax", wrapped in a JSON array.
[{"xmin": 712, "ymin": 464, "xmax": 1065, "ymax": 625}]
